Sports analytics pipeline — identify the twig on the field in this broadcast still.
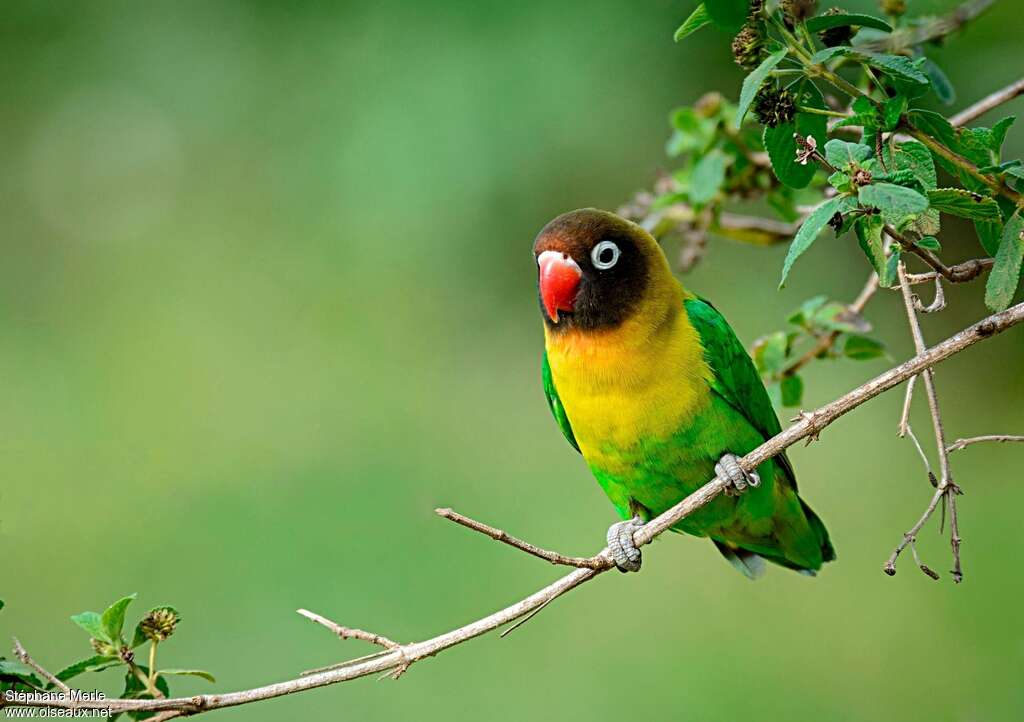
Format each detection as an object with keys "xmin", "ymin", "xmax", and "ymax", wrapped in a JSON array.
[
  {"xmin": 14, "ymin": 299, "xmax": 1024, "ymax": 717},
  {"xmin": 902, "ymin": 258, "xmax": 995, "ymax": 286},
  {"xmin": 890, "ymin": 262, "xmax": 961, "ymax": 581},
  {"xmin": 913, "ymin": 278, "xmax": 946, "ymax": 314},
  {"xmin": 949, "ymin": 77, "xmax": 1024, "ymax": 127},
  {"xmin": 860, "ymin": 0, "xmax": 995, "ymax": 53},
  {"xmin": 150, "ymin": 712, "xmax": 183, "ymax": 722},
  {"xmin": 434, "ymin": 508, "xmax": 605, "ymax": 569},
  {"xmin": 947, "ymin": 435, "xmax": 1024, "ymax": 452},
  {"xmin": 296, "ymin": 609, "xmax": 400, "ymax": 649},
  {"xmin": 11, "ymin": 638, "xmax": 70, "ymax": 695}
]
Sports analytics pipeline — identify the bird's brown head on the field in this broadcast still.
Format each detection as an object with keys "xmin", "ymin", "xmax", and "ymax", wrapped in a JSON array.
[{"xmin": 533, "ymin": 208, "xmax": 669, "ymax": 331}]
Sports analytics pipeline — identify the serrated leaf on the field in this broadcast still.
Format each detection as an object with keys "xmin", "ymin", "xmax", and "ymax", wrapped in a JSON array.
[
  {"xmin": 908, "ymin": 109, "xmax": 957, "ymax": 149},
  {"xmin": 921, "ymin": 57, "xmax": 955, "ymax": 105},
  {"xmin": 927, "ymin": 188, "xmax": 1001, "ymax": 221},
  {"xmin": 882, "ymin": 95, "xmax": 907, "ymax": 132},
  {"xmin": 843, "ymin": 335, "xmax": 886, "ymax": 360},
  {"xmin": 735, "ymin": 49, "xmax": 789, "ymax": 129},
  {"xmin": 825, "ymin": 139, "xmax": 872, "ymax": 169},
  {"xmin": 160, "ymin": 669, "xmax": 216, "ymax": 683},
  {"xmin": 780, "ymin": 195, "xmax": 852, "ymax": 287},
  {"xmin": 690, "ymin": 149, "xmax": 727, "ymax": 205},
  {"xmin": 989, "ymin": 116, "xmax": 1016, "ymax": 154},
  {"xmin": 975, "ymin": 218, "xmax": 1004, "ymax": 256},
  {"xmin": 674, "ymin": 4, "xmax": 712, "ymax": 41},
  {"xmin": 810, "ymin": 47, "xmax": 929, "ymax": 90},
  {"xmin": 704, "ymin": 0, "xmax": 749, "ymax": 31},
  {"xmin": 855, "ymin": 214, "xmax": 886, "ymax": 277},
  {"xmin": 56, "ymin": 655, "xmax": 123, "ymax": 683},
  {"xmin": 102, "ymin": 594, "xmax": 137, "ymax": 644},
  {"xmin": 881, "ymin": 250, "xmax": 900, "ymax": 287},
  {"xmin": 71, "ymin": 611, "xmax": 109, "ymax": 643},
  {"xmin": 917, "ymin": 236, "xmax": 941, "ymax": 251},
  {"xmin": 780, "ymin": 374, "xmax": 804, "ymax": 407},
  {"xmin": 805, "ymin": 13, "xmax": 892, "ymax": 33},
  {"xmin": 985, "ymin": 210, "xmax": 1024, "ymax": 311},
  {"xmin": 858, "ymin": 183, "xmax": 928, "ymax": 224}
]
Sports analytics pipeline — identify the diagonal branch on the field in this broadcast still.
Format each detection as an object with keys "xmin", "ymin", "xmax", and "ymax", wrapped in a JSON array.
[
  {"xmin": 9, "ymin": 300, "xmax": 1024, "ymax": 718},
  {"xmin": 949, "ymin": 77, "xmax": 1024, "ymax": 127}
]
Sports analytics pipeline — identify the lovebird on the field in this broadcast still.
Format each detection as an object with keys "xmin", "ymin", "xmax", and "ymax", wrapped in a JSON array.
[{"xmin": 534, "ymin": 208, "xmax": 834, "ymax": 577}]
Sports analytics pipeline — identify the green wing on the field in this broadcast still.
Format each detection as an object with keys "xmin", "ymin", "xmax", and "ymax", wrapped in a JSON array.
[
  {"xmin": 684, "ymin": 297, "xmax": 797, "ymax": 486},
  {"xmin": 542, "ymin": 351, "xmax": 580, "ymax": 453}
]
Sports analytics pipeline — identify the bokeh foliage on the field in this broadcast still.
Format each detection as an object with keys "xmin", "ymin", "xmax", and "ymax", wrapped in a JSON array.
[{"xmin": 2, "ymin": 1, "xmax": 1023, "ymax": 720}]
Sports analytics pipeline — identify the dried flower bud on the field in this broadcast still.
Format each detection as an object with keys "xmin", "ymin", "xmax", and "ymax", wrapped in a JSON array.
[
  {"xmin": 753, "ymin": 87, "xmax": 796, "ymax": 127},
  {"xmin": 852, "ymin": 168, "xmax": 873, "ymax": 187},
  {"xmin": 694, "ymin": 92, "xmax": 723, "ymax": 119},
  {"xmin": 879, "ymin": 0, "xmax": 906, "ymax": 17},
  {"xmin": 90, "ymin": 638, "xmax": 116, "ymax": 657},
  {"xmin": 819, "ymin": 7, "xmax": 855, "ymax": 47},
  {"xmin": 828, "ymin": 212, "xmax": 844, "ymax": 232},
  {"xmin": 119, "ymin": 645, "xmax": 135, "ymax": 664},
  {"xmin": 782, "ymin": 0, "xmax": 819, "ymax": 23},
  {"xmin": 731, "ymin": 24, "xmax": 765, "ymax": 70},
  {"xmin": 140, "ymin": 608, "xmax": 180, "ymax": 642}
]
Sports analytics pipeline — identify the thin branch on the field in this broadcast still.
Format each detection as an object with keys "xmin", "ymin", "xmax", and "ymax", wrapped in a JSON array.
[
  {"xmin": 13, "ymin": 300, "xmax": 1024, "ymax": 717},
  {"xmin": 296, "ymin": 609, "xmax": 400, "ymax": 649},
  {"xmin": 903, "ymin": 258, "xmax": 994, "ymax": 286},
  {"xmin": 860, "ymin": 0, "xmax": 995, "ymax": 53},
  {"xmin": 949, "ymin": 77, "xmax": 1024, "ymax": 127},
  {"xmin": 889, "ymin": 262, "xmax": 960, "ymax": 581},
  {"xmin": 434, "ymin": 508, "xmax": 604, "ymax": 569},
  {"xmin": 947, "ymin": 435, "xmax": 1024, "ymax": 452},
  {"xmin": 11, "ymin": 638, "xmax": 70, "ymax": 695}
]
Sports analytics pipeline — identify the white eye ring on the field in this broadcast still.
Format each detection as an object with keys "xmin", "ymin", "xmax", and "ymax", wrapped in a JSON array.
[{"xmin": 591, "ymin": 240, "xmax": 620, "ymax": 270}]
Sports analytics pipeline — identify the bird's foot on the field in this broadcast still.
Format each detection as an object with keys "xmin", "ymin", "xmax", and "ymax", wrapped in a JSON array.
[
  {"xmin": 606, "ymin": 516, "xmax": 644, "ymax": 573},
  {"xmin": 716, "ymin": 453, "xmax": 760, "ymax": 496}
]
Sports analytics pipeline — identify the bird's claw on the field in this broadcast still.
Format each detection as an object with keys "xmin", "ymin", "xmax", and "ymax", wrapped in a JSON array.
[
  {"xmin": 716, "ymin": 453, "xmax": 760, "ymax": 496},
  {"xmin": 606, "ymin": 516, "xmax": 643, "ymax": 573}
]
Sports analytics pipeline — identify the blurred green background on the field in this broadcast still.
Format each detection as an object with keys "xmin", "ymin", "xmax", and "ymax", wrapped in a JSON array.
[{"xmin": 2, "ymin": 1, "xmax": 1023, "ymax": 719}]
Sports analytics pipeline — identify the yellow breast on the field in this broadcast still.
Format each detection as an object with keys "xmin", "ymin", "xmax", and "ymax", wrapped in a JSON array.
[{"xmin": 544, "ymin": 281, "xmax": 712, "ymax": 463}]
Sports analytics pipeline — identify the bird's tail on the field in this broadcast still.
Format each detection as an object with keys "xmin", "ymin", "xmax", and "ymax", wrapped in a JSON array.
[{"xmin": 800, "ymin": 499, "xmax": 836, "ymax": 564}]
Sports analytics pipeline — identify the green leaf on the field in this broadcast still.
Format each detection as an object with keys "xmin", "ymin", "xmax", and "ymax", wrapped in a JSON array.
[
  {"xmin": 102, "ymin": 594, "xmax": 137, "ymax": 644},
  {"xmin": 882, "ymin": 95, "xmax": 907, "ymax": 132},
  {"xmin": 753, "ymin": 331, "xmax": 789, "ymax": 375},
  {"xmin": 917, "ymin": 236, "xmax": 941, "ymax": 252},
  {"xmin": 780, "ymin": 195, "xmax": 852, "ymax": 288},
  {"xmin": 71, "ymin": 611, "xmax": 109, "ymax": 643},
  {"xmin": 764, "ymin": 82, "xmax": 828, "ymax": 189},
  {"xmin": 787, "ymin": 295, "xmax": 827, "ymax": 327},
  {"xmin": 843, "ymin": 335, "xmax": 886, "ymax": 360},
  {"xmin": 674, "ymin": 4, "xmax": 712, "ymax": 41},
  {"xmin": 805, "ymin": 13, "xmax": 892, "ymax": 33},
  {"xmin": 985, "ymin": 210, "xmax": 1024, "ymax": 312},
  {"xmin": 882, "ymin": 140, "xmax": 938, "ymax": 235},
  {"xmin": 0, "ymin": 600, "xmax": 4, "ymax": 612},
  {"xmin": 56, "ymin": 655, "xmax": 123, "ymax": 683},
  {"xmin": 810, "ymin": 47, "xmax": 929, "ymax": 90},
  {"xmin": 881, "ymin": 250, "xmax": 900, "ymax": 287},
  {"xmin": 780, "ymin": 374, "xmax": 804, "ymax": 407},
  {"xmin": 0, "ymin": 660, "xmax": 37, "ymax": 677},
  {"xmin": 704, "ymin": 0, "xmax": 749, "ymax": 31},
  {"xmin": 989, "ymin": 116, "xmax": 1016, "ymax": 154},
  {"xmin": 907, "ymin": 109, "xmax": 957, "ymax": 149},
  {"xmin": 927, "ymin": 188, "xmax": 1001, "ymax": 221},
  {"xmin": 921, "ymin": 58, "xmax": 955, "ymax": 105},
  {"xmin": 824, "ymin": 139, "xmax": 872, "ymax": 169},
  {"xmin": 855, "ymin": 214, "xmax": 886, "ymax": 277},
  {"xmin": 689, "ymin": 149, "xmax": 727, "ymax": 205},
  {"xmin": 814, "ymin": 301, "xmax": 871, "ymax": 334},
  {"xmin": 858, "ymin": 183, "xmax": 928, "ymax": 224},
  {"xmin": 975, "ymin": 218, "xmax": 1004, "ymax": 256},
  {"xmin": 160, "ymin": 669, "xmax": 216, "ymax": 684},
  {"xmin": 735, "ymin": 49, "xmax": 789, "ymax": 129}
]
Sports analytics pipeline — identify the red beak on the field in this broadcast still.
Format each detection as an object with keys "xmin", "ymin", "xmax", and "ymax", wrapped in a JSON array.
[{"xmin": 537, "ymin": 250, "xmax": 581, "ymax": 323}]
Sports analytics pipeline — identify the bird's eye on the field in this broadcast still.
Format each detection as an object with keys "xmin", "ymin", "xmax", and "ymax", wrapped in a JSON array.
[{"xmin": 591, "ymin": 240, "xmax": 620, "ymax": 270}]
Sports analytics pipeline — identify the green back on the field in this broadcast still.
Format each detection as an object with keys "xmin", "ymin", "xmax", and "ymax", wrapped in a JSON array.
[{"xmin": 683, "ymin": 296, "xmax": 796, "ymax": 487}]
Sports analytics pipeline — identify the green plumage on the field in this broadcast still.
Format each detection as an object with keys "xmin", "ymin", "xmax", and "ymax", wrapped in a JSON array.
[{"xmin": 543, "ymin": 297, "xmax": 834, "ymax": 577}]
